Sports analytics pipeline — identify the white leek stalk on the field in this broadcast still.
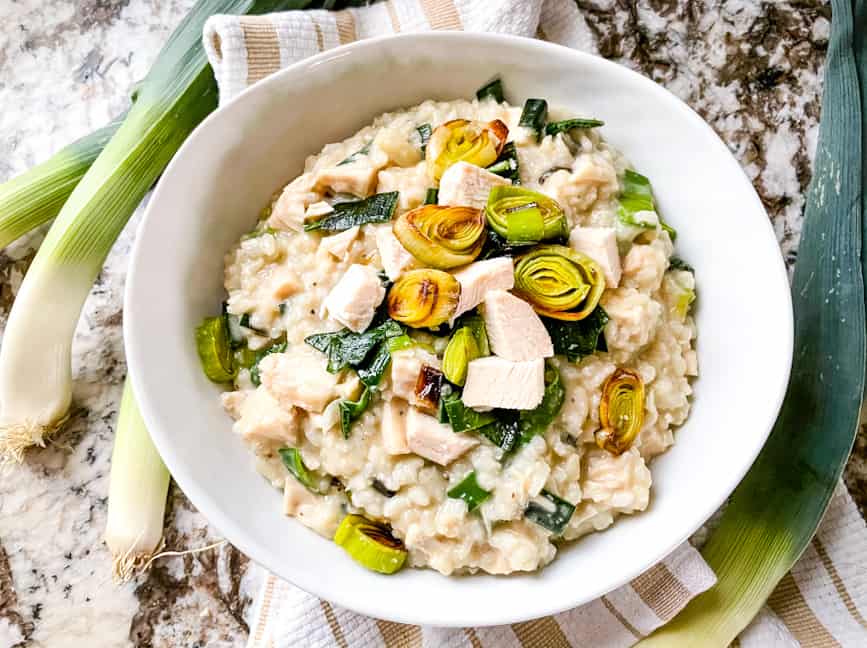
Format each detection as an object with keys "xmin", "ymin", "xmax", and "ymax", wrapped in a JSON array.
[
  {"xmin": 105, "ymin": 380, "xmax": 170, "ymax": 582},
  {"xmin": 0, "ymin": 0, "xmax": 301, "ymax": 462}
]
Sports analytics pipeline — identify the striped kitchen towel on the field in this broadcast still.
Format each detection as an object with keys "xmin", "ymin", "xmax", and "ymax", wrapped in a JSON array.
[{"xmin": 203, "ymin": 1, "xmax": 867, "ymax": 646}]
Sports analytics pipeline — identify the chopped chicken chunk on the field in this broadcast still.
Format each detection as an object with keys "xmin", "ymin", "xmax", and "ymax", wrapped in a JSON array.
[
  {"xmin": 322, "ymin": 264, "xmax": 386, "ymax": 332},
  {"xmin": 259, "ymin": 348, "xmax": 340, "ymax": 413},
  {"xmin": 315, "ymin": 150, "xmax": 386, "ymax": 197},
  {"xmin": 268, "ymin": 265, "xmax": 302, "ymax": 301},
  {"xmin": 451, "ymin": 258, "xmax": 514, "ymax": 322},
  {"xmin": 234, "ymin": 387, "xmax": 300, "ymax": 444},
  {"xmin": 382, "ymin": 398, "xmax": 411, "ymax": 455},
  {"xmin": 377, "ymin": 163, "xmax": 428, "ymax": 213},
  {"xmin": 389, "ymin": 348, "xmax": 442, "ymax": 407},
  {"xmin": 438, "ymin": 161, "xmax": 510, "ymax": 210},
  {"xmin": 268, "ymin": 173, "xmax": 321, "ymax": 231},
  {"xmin": 406, "ymin": 408, "xmax": 478, "ymax": 465},
  {"xmin": 462, "ymin": 357, "xmax": 545, "ymax": 410},
  {"xmin": 375, "ymin": 226, "xmax": 417, "ymax": 280},
  {"xmin": 318, "ymin": 226, "xmax": 360, "ymax": 261},
  {"xmin": 569, "ymin": 226, "xmax": 621, "ymax": 288},
  {"xmin": 482, "ymin": 290, "xmax": 553, "ymax": 361}
]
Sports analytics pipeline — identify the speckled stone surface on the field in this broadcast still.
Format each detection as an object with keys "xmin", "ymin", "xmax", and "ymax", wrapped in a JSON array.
[{"xmin": 0, "ymin": 1, "xmax": 858, "ymax": 647}]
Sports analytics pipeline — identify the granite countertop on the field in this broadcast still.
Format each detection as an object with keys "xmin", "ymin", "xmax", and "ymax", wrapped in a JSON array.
[{"xmin": 0, "ymin": 1, "xmax": 857, "ymax": 647}]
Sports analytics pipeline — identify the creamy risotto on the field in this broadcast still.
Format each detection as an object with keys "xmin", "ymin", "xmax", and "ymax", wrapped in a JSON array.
[{"xmin": 197, "ymin": 80, "xmax": 697, "ymax": 576}]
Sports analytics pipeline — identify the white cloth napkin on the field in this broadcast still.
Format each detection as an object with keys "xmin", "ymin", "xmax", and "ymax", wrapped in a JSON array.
[{"xmin": 202, "ymin": 2, "xmax": 867, "ymax": 645}]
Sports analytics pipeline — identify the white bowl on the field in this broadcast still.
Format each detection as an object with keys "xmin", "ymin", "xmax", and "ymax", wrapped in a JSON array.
[{"xmin": 125, "ymin": 33, "xmax": 793, "ymax": 627}]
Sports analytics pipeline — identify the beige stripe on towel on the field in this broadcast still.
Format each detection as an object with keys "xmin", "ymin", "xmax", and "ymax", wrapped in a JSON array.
[
  {"xmin": 239, "ymin": 17, "xmax": 281, "ymax": 84},
  {"xmin": 334, "ymin": 9, "xmax": 358, "ymax": 44},
  {"xmin": 768, "ymin": 572, "xmax": 841, "ymax": 647},
  {"xmin": 511, "ymin": 616, "xmax": 571, "ymax": 648},
  {"xmin": 419, "ymin": 0, "xmax": 462, "ymax": 30},
  {"xmin": 378, "ymin": 620, "xmax": 423, "ymax": 647}
]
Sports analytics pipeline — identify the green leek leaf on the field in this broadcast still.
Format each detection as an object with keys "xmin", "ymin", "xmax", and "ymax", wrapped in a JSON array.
[
  {"xmin": 639, "ymin": 2, "xmax": 866, "ymax": 643},
  {"xmin": 524, "ymin": 490, "xmax": 576, "ymax": 534},
  {"xmin": 338, "ymin": 387, "xmax": 371, "ymax": 439},
  {"xmin": 304, "ymin": 192, "xmax": 399, "ymax": 232},
  {"xmin": 447, "ymin": 471, "xmax": 491, "ymax": 512},
  {"xmin": 545, "ymin": 118, "xmax": 604, "ymax": 136},
  {"xmin": 541, "ymin": 306, "xmax": 609, "ymax": 362},
  {"xmin": 476, "ymin": 78, "xmax": 504, "ymax": 103},
  {"xmin": 278, "ymin": 447, "xmax": 319, "ymax": 492}
]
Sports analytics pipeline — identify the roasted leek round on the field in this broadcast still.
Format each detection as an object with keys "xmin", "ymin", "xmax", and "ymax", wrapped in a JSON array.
[
  {"xmin": 596, "ymin": 368, "xmax": 645, "ymax": 455},
  {"xmin": 387, "ymin": 269, "xmax": 460, "ymax": 328},
  {"xmin": 333, "ymin": 514, "xmax": 407, "ymax": 574},
  {"xmin": 513, "ymin": 245, "xmax": 605, "ymax": 320},
  {"xmin": 393, "ymin": 205, "xmax": 486, "ymax": 269},
  {"xmin": 427, "ymin": 119, "xmax": 508, "ymax": 181}
]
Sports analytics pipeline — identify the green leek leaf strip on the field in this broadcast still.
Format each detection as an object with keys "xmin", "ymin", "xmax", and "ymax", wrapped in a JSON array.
[
  {"xmin": 278, "ymin": 447, "xmax": 319, "ymax": 492},
  {"xmin": 437, "ymin": 383, "xmax": 454, "ymax": 424},
  {"xmin": 337, "ymin": 142, "xmax": 371, "ymax": 166},
  {"xmin": 524, "ymin": 490, "xmax": 575, "ymax": 534},
  {"xmin": 668, "ymin": 257, "xmax": 694, "ymax": 273},
  {"xmin": 371, "ymin": 479, "xmax": 397, "ymax": 497},
  {"xmin": 386, "ymin": 333, "xmax": 414, "ymax": 353},
  {"xmin": 424, "ymin": 187, "xmax": 439, "ymax": 205},
  {"xmin": 639, "ymin": 2, "xmax": 865, "ymax": 643},
  {"xmin": 249, "ymin": 340, "xmax": 287, "ymax": 387},
  {"xmin": 338, "ymin": 387, "xmax": 371, "ymax": 439},
  {"xmin": 618, "ymin": 169, "xmax": 677, "ymax": 239},
  {"xmin": 518, "ymin": 98, "xmax": 548, "ymax": 138},
  {"xmin": 305, "ymin": 320, "xmax": 403, "ymax": 373},
  {"xmin": 355, "ymin": 345, "xmax": 392, "ymax": 387},
  {"xmin": 478, "ymin": 411, "xmax": 521, "ymax": 453},
  {"xmin": 518, "ymin": 366, "xmax": 565, "ymax": 445},
  {"xmin": 486, "ymin": 142, "xmax": 520, "ymax": 183},
  {"xmin": 0, "ymin": 119, "xmax": 121, "ymax": 250},
  {"xmin": 195, "ymin": 316, "xmax": 237, "ymax": 383},
  {"xmin": 447, "ymin": 471, "xmax": 491, "ymax": 512},
  {"xmin": 544, "ymin": 118, "xmax": 604, "ymax": 136},
  {"xmin": 417, "ymin": 123, "xmax": 432, "ymax": 157},
  {"xmin": 541, "ymin": 306, "xmax": 609, "ymax": 362},
  {"xmin": 478, "ymin": 228, "xmax": 533, "ymax": 260},
  {"xmin": 0, "ymin": 0, "xmax": 319, "ymax": 460},
  {"xmin": 303, "ymin": 192, "xmax": 399, "ymax": 232},
  {"xmin": 476, "ymin": 78, "xmax": 504, "ymax": 103},
  {"xmin": 443, "ymin": 390, "xmax": 496, "ymax": 433}
]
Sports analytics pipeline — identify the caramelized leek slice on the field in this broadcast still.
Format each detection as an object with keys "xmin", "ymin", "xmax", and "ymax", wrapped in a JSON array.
[
  {"xmin": 596, "ymin": 368, "xmax": 645, "ymax": 455},
  {"xmin": 513, "ymin": 245, "xmax": 605, "ymax": 321},
  {"xmin": 485, "ymin": 186, "xmax": 567, "ymax": 244},
  {"xmin": 442, "ymin": 326, "xmax": 481, "ymax": 386},
  {"xmin": 333, "ymin": 514, "xmax": 407, "ymax": 575},
  {"xmin": 393, "ymin": 205, "xmax": 486, "ymax": 269},
  {"xmin": 427, "ymin": 119, "xmax": 508, "ymax": 181},
  {"xmin": 387, "ymin": 269, "xmax": 460, "ymax": 328},
  {"xmin": 195, "ymin": 316, "xmax": 236, "ymax": 383}
]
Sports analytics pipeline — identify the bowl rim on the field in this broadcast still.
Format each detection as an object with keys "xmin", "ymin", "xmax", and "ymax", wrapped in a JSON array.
[{"xmin": 125, "ymin": 31, "xmax": 794, "ymax": 626}]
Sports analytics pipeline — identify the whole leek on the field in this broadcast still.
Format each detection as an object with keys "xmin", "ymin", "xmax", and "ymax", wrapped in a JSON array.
[
  {"xmin": 105, "ymin": 380, "xmax": 170, "ymax": 582},
  {"xmin": 0, "ymin": 120, "xmax": 120, "ymax": 249},
  {"xmin": 639, "ymin": 1, "xmax": 865, "ymax": 643},
  {"xmin": 0, "ymin": 0, "xmax": 299, "ymax": 462}
]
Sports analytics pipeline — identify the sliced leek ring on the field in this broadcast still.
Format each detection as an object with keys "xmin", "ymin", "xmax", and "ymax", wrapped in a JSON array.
[
  {"xmin": 485, "ymin": 186, "xmax": 567, "ymax": 244},
  {"xmin": 427, "ymin": 119, "xmax": 508, "ymax": 181},
  {"xmin": 393, "ymin": 205, "xmax": 486, "ymax": 269},
  {"xmin": 596, "ymin": 368, "xmax": 645, "ymax": 455},
  {"xmin": 442, "ymin": 326, "xmax": 481, "ymax": 386},
  {"xmin": 513, "ymin": 245, "xmax": 605, "ymax": 321},
  {"xmin": 387, "ymin": 269, "xmax": 460, "ymax": 328},
  {"xmin": 195, "ymin": 316, "xmax": 236, "ymax": 382},
  {"xmin": 333, "ymin": 514, "xmax": 407, "ymax": 574}
]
